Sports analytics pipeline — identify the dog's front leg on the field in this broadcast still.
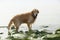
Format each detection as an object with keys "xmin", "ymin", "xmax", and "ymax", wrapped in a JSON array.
[{"xmin": 27, "ymin": 24, "xmax": 32, "ymax": 31}]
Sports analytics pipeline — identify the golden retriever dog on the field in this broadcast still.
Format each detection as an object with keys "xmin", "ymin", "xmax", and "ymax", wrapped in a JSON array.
[{"xmin": 8, "ymin": 9, "xmax": 39, "ymax": 34}]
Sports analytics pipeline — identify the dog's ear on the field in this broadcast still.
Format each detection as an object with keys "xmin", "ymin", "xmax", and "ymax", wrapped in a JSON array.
[{"xmin": 31, "ymin": 10, "xmax": 34, "ymax": 14}]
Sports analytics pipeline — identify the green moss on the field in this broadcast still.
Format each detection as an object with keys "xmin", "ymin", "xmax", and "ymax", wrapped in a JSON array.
[{"xmin": 47, "ymin": 37, "xmax": 60, "ymax": 40}]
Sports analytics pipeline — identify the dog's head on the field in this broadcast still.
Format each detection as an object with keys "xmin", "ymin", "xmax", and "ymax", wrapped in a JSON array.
[
  {"xmin": 31, "ymin": 9, "xmax": 39, "ymax": 19},
  {"xmin": 32, "ymin": 9, "xmax": 39, "ymax": 16}
]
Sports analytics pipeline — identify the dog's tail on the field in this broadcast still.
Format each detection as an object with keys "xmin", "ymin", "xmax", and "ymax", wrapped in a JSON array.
[{"xmin": 8, "ymin": 19, "xmax": 13, "ymax": 30}]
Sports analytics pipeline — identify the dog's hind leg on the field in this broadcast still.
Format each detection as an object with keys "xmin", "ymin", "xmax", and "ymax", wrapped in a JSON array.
[{"xmin": 14, "ymin": 21, "xmax": 21, "ymax": 33}]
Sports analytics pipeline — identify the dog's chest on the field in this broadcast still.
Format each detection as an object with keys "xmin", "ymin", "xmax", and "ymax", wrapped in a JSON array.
[{"xmin": 27, "ymin": 16, "xmax": 34, "ymax": 23}]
